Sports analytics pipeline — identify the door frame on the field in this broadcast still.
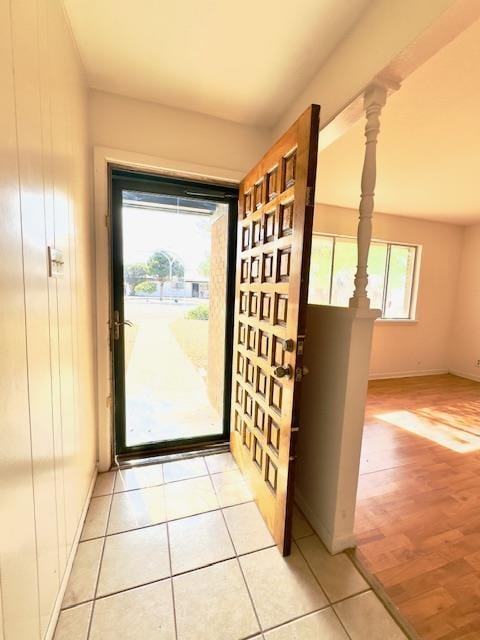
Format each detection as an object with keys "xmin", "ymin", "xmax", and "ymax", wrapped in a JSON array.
[
  {"xmin": 109, "ymin": 167, "xmax": 239, "ymax": 459},
  {"xmin": 93, "ymin": 148, "xmax": 244, "ymax": 472}
]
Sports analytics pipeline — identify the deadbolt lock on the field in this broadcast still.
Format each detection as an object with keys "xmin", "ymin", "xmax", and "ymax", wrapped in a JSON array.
[
  {"xmin": 282, "ymin": 338, "xmax": 295, "ymax": 352},
  {"xmin": 273, "ymin": 364, "xmax": 293, "ymax": 379}
]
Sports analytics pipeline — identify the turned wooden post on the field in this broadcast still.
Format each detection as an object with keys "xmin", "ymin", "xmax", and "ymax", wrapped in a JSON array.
[{"xmin": 349, "ymin": 84, "xmax": 387, "ymax": 309}]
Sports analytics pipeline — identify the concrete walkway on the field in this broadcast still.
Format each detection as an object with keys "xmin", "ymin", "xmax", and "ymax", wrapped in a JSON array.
[{"xmin": 124, "ymin": 298, "xmax": 221, "ymax": 446}]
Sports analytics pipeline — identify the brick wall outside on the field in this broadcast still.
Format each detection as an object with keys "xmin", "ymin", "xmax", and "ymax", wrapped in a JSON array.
[{"xmin": 207, "ymin": 213, "xmax": 228, "ymax": 416}]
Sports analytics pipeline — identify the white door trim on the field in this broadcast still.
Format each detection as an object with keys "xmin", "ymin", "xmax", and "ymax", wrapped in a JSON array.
[{"xmin": 93, "ymin": 145, "xmax": 241, "ymax": 471}]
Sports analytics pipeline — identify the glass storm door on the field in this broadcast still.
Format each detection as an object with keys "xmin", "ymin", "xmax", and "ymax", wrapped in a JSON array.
[{"xmin": 111, "ymin": 172, "xmax": 237, "ymax": 456}]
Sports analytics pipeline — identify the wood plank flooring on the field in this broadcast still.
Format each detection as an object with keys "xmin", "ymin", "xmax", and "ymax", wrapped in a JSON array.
[{"xmin": 354, "ymin": 374, "xmax": 480, "ymax": 640}]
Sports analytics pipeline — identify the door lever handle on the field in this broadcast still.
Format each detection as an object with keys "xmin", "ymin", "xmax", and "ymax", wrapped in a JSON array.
[{"xmin": 113, "ymin": 311, "xmax": 134, "ymax": 340}]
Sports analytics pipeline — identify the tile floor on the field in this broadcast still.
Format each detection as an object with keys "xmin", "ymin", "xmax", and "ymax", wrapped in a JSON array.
[{"xmin": 55, "ymin": 452, "xmax": 408, "ymax": 640}]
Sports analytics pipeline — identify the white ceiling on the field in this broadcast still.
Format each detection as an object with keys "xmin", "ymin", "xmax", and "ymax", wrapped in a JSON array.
[
  {"xmin": 316, "ymin": 18, "xmax": 480, "ymax": 225},
  {"xmin": 63, "ymin": 0, "xmax": 370, "ymax": 127}
]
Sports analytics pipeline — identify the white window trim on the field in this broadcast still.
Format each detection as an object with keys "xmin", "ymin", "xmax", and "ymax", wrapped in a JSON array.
[{"xmin": 310, "ymin": 233, "xmax": 422, "ymax": 321}]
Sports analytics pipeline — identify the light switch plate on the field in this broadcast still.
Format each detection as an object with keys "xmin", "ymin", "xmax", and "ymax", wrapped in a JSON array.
[{"xmin": 48, "ymin": 246, "xmax": 64, "ymax": 278}]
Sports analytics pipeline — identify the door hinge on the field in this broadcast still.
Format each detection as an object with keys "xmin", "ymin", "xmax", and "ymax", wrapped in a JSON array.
[
  {"xmin": 306, "ymin": 186, "xmax": 314, "ymax": 207},
  {"xmin": 295, "ymin": 366, "xmax": 310, "ymax": 382},
  {"xmin": 109, "ymin": 313, "xmax": 115, "ymax": 350},
  {"xmin": 297, "ymin": 335, "xmax": 305, "ymax": 356}
]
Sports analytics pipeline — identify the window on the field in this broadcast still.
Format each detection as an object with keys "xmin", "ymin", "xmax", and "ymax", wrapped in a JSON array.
[{"xmin": 308, "ymin": 234, "xmax": 419, "ymax": 320}]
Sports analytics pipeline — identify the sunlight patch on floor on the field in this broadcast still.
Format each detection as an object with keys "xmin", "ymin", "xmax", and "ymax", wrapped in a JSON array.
[{"xmin": 376, "ymin": 407, "xmax": 480, "ymax": 453}]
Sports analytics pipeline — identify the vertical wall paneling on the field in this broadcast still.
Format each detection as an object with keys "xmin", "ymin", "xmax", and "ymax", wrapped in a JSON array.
[
  {"xmin": 11, "ymin": 1, "xmax": 61, "ymax": 634},
  {"xmin": 48, "ymin": 0, "xmax": 77, "ymax": 559},
  {"xmin": 0, "ymin": 1, "xmax": 41, "ymax": 638},
  {"xmin": 38, "ymin": 0, "xmax": 68, "ymax": 580},
  {"xmin": 0, "ymin": 0, "xmax": 97, "ymax": 637}
]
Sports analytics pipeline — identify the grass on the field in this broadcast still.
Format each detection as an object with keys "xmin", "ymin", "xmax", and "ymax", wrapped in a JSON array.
[{"xmin": 170, "ymin": 318, "xmax": 208, "ymax": 371}]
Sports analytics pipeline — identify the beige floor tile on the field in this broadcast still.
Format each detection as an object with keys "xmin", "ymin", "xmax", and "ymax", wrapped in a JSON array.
[
  {"xmin": 210, "ymin": 469, "xmax": 252, "ymax": 507},
  {"xmin": 163, "ymin": 456, "xmax": 208, "ymax": 483},
  {"xmin": 89, "ymin": 579, "xmax": 175, "ymax": 640},
  {"xmin": 240, "ymin": 544, "xmax": 327, "ymax": 630},
  {"xmin": 114, "ymin": 463, "xmax": 164, "ymax": 492},
  {"xmin": 92, "ymin": 471, "xmax": 116, "ymax": 497},
  {"xmin": 223, "ymin": 502, "xmax": 274, "ymax": 555},
  {"xmin": 169, "ymin": 510, "xmax": 234, "ymax": 574},
  {"xmin": 97, "ymin": 524, "xmax": 170, "ymax": 596},
  {"xmin": 334, "ymin": 591, "xmax": 407, "ymax": 640},
  {"xmin": 164, "ymin": 476, "xmax": 218, "ymax": 520},
  {"xmin": 80, "ymin": 495, "xmax": 111, "ymax": 541},
  {"xmin": 297, "ymin": 535, "xmax": 368, "ymax": 602},
  {"xmin": 264, "ymin": 609, "xmax": 348, "ymax": 639},
  {"xmin": 107, "ymin": 485, "xmax": 166, "ymax": 535},
  {"xmin": 292, "ymin": 505, "xmax": 314, "ymax": 539},
  {"xmin": 205, "ymin": 452, "xmax": 238, "ymax": 474},
  {"xmin": 54, "ymin": 602, "xmax": 92, "ymax": 640},
  {"xmin": 62, "ymin": 539, "xmax": 104, "ymax": 608},
  {"xmin": 173, "ymin": 559, "xmax": 259, "ymax": 640}
]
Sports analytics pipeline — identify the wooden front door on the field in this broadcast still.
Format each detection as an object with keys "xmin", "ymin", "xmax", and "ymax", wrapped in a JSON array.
[{"xmin": 230, "ymin": 105, "xmax": 320, "ymax": 555}]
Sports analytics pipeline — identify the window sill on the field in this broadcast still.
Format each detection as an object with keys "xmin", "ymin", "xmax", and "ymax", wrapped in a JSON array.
[{"xmin": 375, "ymin": 318, "xmax": 418, "ymax": 325}]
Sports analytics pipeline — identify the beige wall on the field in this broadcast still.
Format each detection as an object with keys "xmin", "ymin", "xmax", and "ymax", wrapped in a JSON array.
[
  {"xmin": 450, "ymin": 223, "xmax": 480, "ymax": 381},
  {"xmin": 0, "ymin": 1, "xmax": 97, "ymax": 639},
  {"xmin": 274, "ymin": 0, "xmax": 457, "ymax": 135},
  {"xmin": 313, "ymin": 203, "xmax": 464, "ymax": 378},
  {"xmin": 90, "ymin": 89, "xmax": 271, "ymax": 173}
]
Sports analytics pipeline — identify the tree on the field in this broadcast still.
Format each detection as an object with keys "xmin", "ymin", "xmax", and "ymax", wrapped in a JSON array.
[
  {"xmin": 124, "ymin": 263, "xmax": 147, "ymax": 296},
  {"xmin": 147, "ymin": 251, "xmax": 184, "ymax": 299},
  {"xmin": 134, "ymin": 281, "xmax": 157, "ymax": 295},
  {"xmin": 198, "ymin": 256, "xmax": 210, "ymax": 278}
]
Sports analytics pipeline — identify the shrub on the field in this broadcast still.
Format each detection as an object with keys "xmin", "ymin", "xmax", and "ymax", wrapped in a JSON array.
[
  {"xmin": 134, "ymin": 280, "xmax": 156, "ymax": 295},
  {"xmin": 185, "ymin": 304, "xmax": 209, "ymax": 320}
]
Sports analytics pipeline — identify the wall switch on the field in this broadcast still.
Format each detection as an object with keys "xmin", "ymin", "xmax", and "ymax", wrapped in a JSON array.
[{"xmin": 48, "ymin": 246, "xmax": 64, "ymax": 278}]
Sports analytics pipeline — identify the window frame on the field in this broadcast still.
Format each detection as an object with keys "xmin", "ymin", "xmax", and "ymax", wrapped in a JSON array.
[{"xmin": 309, "ymin": 232, "xmax": 421, "ymax": 321}]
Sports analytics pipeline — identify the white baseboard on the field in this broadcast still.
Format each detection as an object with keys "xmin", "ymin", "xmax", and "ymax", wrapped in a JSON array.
[
  {"xmin": 44, "ymin": 466, "xmax": 98, "ymax": 640},
  {"xmin": 449, "ymin": 369, "xmax": 480, "ymax": 383},
  {"xmin": 369, "ymin": 368, "xmax": 448, "ymax": 380},
  {"xmin": 294, "ymin": 489, "xmax": 356, "ymax": 555},
  {"xmin": 369, "ymin": 368, "xmax": 480, "ymax": 382}
]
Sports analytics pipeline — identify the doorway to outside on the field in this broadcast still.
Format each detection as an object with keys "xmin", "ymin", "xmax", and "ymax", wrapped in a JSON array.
[{"xmin": 111, "ymin": 170, "xmax": 238, "ymax": 458}]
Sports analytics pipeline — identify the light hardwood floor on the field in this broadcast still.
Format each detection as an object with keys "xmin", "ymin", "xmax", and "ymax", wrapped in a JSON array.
[{"xmin": 355, "ymin": 374, "xmax": 480, "ymax": 640}]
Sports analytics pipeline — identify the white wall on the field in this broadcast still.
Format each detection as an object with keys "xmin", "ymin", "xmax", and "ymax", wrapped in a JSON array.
[
  {"xmin": 274, "ymin": 0, "xmax": 457, "ymax": 135},
  {"xmin": 298, "ymin": 305, "xmax": 379, "ymax": 553},
  {"xmin": 313, "ymin": 203, "xmax": 464, "ymax": 378},
  {"xmin": 0, "ymin": 1, "xmax": 97, "ymax": 638},
  {"xmin": 450, "ymin": 223, "xmax": 480, "ymax": 380},
  {"xmin": 90, "ymin": 89, "xmax": 271, "ymax": 174}
]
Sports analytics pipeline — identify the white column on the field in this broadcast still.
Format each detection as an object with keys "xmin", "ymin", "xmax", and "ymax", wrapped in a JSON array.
[{"xmin": 349, "ymin": 84, "xmax": 387, "ymax": 309}]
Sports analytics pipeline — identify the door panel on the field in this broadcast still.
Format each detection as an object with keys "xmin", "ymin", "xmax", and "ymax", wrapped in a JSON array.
[
  {"xmin": 230, "ymin": 105, "xmax": 320, "ymax": 555},
  {"xmin": 111, "ymin": 172, "xmax": 238, "ymax": 457}
]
